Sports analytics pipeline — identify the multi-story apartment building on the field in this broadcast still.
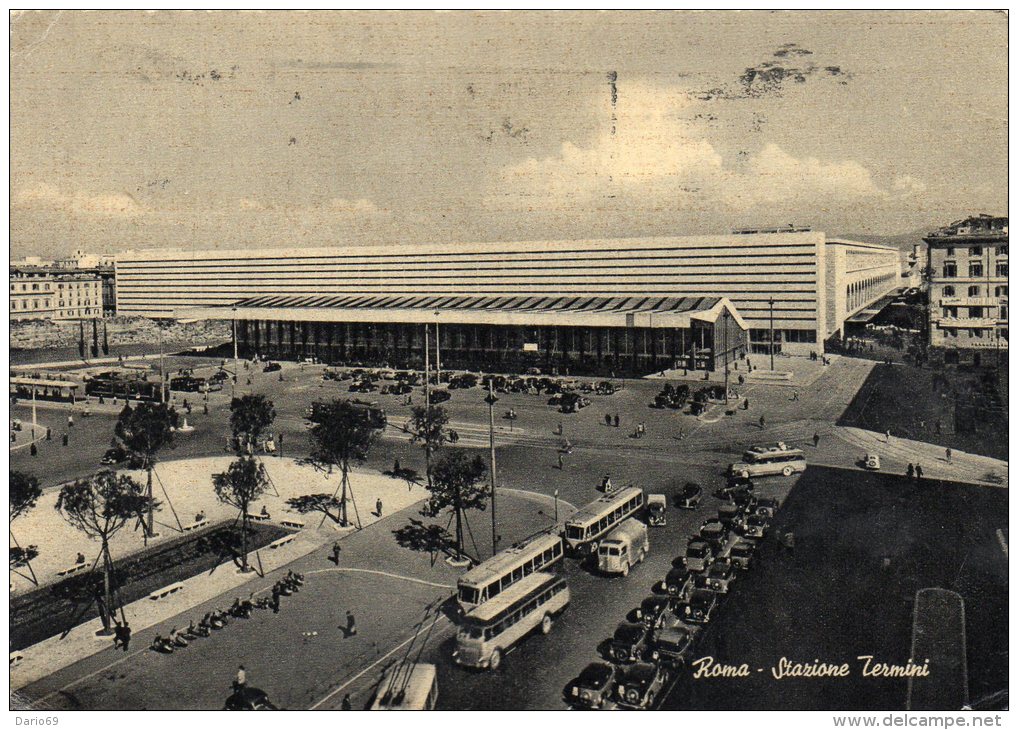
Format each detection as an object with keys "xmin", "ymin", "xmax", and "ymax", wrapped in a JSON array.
[
  {"xmin": 9, "ymin": 267, "xmax": 104, "ymax": 321},
  {"xmin": 924, "ymin": 215, "xmax": 1008, "ymax": 367}
]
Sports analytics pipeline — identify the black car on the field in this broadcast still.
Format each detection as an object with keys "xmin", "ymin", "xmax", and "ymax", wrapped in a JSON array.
[
  {"xmin": 224, "ymin": 686, "xmax": 277, "ymax": 710},
  {"xmin": 615, "ymin": 662, "xmax": 667, "ymax": 710},
  {"xmin": 675, "ymin": 482, "xmax": 703, "ymax": 509},
  {"xmin": 660, "ymin": 566, "xmax": 690, "ymax": 597},
  {"xmin": 680, "ymin": 588, "xmax": 718, "ymax": 625},
  {"xmin": 697, "ymin": 560, "xmax": 736, "ymax": 593},
  {"xmin": 739, "ymin": 513, "xmax": 769, "ymax": 539},
  {"xmin": 209, "ymin": 370, "xmax": 231, "ymax": 384},
  {"xmin": 727, "ymin": 541, "xmax": 756, "ymax": 570},
  {"xmin": 754, "ymin": 498, "xmax": 780, "ymax": 518},
  {"xmin": 633, "ymin": 596, "xmax": 673, "ymax": 629},
  {"xmin": 262, "ymin": 362, "xmax": 282, "ymax": 373},
  {"xmin": 429, "ymin": 389, "xmax": 452, "ymax": 404},
  {"xmin": 609, "ymin": 622, "xmax": 650, "ymax": 664},
  {"xmin": 649, "ymin": 625, "xmax": 695, "ymax": 670},
  {"xmin": 566, "ymin": 662, "xmax": 618, "ymax": 709},
  {"xmin": 717, "ymin": 502, "xmax": 744, "ymax": 527},
  {"xmin": 699, "ymin": 519, "xmax": 729, "ymax": 551},
  {"xmin": 716, "ymin": 478, "xmax": 754, "ymax": 500}
]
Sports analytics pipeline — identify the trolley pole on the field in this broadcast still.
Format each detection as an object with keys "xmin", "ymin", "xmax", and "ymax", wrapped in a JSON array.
[
  {"xmin": 768, "ymin": 297, "xmax": 775, "ymax": 371},
  {"xmin": 486, "ymin": 380, "xmax": 499, "ymax": 556}
]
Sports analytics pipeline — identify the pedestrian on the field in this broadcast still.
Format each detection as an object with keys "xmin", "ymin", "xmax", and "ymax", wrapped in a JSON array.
[
  {"xmin": 791, "ymin": 391, "xmax": 799, "ymax": 401},
  {"xmin": 945, "ymin": 448, "xmax": 952, "ymax": 464},
  {"xmin": 271, "ymin": 585, "xmax": 281, "ymax": 613},
  {"xmin": 601, "ymin": 473, "xmax": 613, "ymax": 493},
  {"xmin": 341, "ymin": 694, "xmax": 352, "ymax": 710},
  {"xmin": 30, "ymin": 443, "xmax": 37, "ymax": 457},
  {"xmin": 235, "ymin": 665, "xmax": 247, "ymax": 690},
  {"xmin": 375, "ymin": 498, "xmax": 383, "ymax": 517},
  {"xmin": 203, "ymin": 403, "xmax": 209, "ymax": 415},
  {"xmin": 885, "ymin": 429, "xmax": 892, "ymax": 443},
  {"xmin": 813, "ymin": 432, "xmax": 820, "ymax": 448},
  {"xmin": 67, "ymin": 414, "xmax": 74, "ymax": 428},
  {"xmin": 605, "ymin": 413, "xmax": 611, "ymax": 427},
  {"xmin": 738, "ymin": 374, "xmax": 745, "ymax": 385},
  {"xmin": 915, "ymin": 464, "xmax": 923, "ymax": 481},
  {"xmin": 744, "ymin": 398, "xmax": 750, "ymax": 410},
  {"xmin": 613, "ymin": 414, "xmax": 619, "ymax": 428},
  {"xmin": 935, "ymin": 420, "xmax": 942, "ymax": 435},
  {"xmin": 62, "ymin": 433, "xmax": 69, "ymax": 446},
  {"xmin": 332, "ymin": 541, "xmax": 342, "ymax": 565},
  {"xmin": 759, "ymin": 415, "xmax": 766, "ymax": 429},
  {"xmin": 345, "ymin": 610, "xmax": 357, "ymax": 636},
  {"xmin": 393, "ymin": 458, "xmax": 401, "ymax": 476},
  {"xmin": 557, "ymin": 452, "xmax": 564, "ymax": 470},
  {"xmin": 114, "ymin": 620, "xmax": 131, "ymax": 651},
  {"xmin": 556, "ymin": 422, "xmax": 563, "ymax": 436}
]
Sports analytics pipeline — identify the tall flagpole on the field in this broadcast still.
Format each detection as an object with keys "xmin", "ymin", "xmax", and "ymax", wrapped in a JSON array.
[{"xmin": 486, "ymin": 380, "xmax": 498, "ymax": 556}]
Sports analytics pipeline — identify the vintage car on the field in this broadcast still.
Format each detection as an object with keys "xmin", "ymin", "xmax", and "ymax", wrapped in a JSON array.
[
  {"xmin": 696, "ymin": 560, "xmax": 736, "ymax": 594},
  {"xmin": 615, "ymin": 662, "xmax": 667, "ymax": 710},
  {"xmin": 262, "ymin": 362, "xmax": 282, "ymax": 373},
  {"xmin": 566, "ymin": 662, "xmax": 618, "ymax": 710},
  {"xmin": 632, "ymin": 596, "xmax": 673, "ymax": 629},
  {"xmin": 648, "ymin": 625, "xmax": 696, "ymax": 670},
  {"xmin": 661, "ymin": 566, "xmax": 691, "ymax": 597},
  {"xmin": 682, "ymin": 540, "xmax": 714, "ymax": 573},
  {"xmin": 739, "ymin": 514, "xmax": 769, "ymax": 539},
  {"xmin": 449, "ymin": 373, "xmax": 479, "ymax": 389},
  {"xmin": 224, "ymin": 686, "xmax": 277, "ymax": 711},
  {"xmin": 753, "ymin": 498, "xmax": 780, "ymax": 519},
  {"xmin": 716, "ymin": 478, "xmax": 754, "ymax": 500},
  {"xmin": 717, "ymin": 502, "xmax": 744, "ymax": 527},
  {"xmin": 699, "ymin": 519, "xmax": 730, "ymax": 552},
  {"xmin": 727, "ymin": 541, "xmax": 756, "ymax": 571},
  {"xmin": 864, "ymin": 453, "xmax": 882, "ymax": 470},
  {"xmin": 609, "ymin": 622, "xmax": 650, "ymax": 664},
  {"xmin": 675, "ymin": 482, "xmax": 703, "ymax": 510},
  {"xmin": 680, "ymin": 588, "xmax": 718, "ymax": 625},
  {"xmin": 646, "ymin": 494, "xmax": 667, "ymax": 526},
  {"xmin": 559, "ymin": 392, "xmax": 590, "ymax": 413},
  {"xmin": 429, "ymin": 389, "xmax": 452, "ymax": 404}
]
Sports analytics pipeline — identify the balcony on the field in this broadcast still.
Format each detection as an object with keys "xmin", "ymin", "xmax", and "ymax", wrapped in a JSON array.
[
  {"xmin": 933, "ymin": 317, "xmax": 999, "ymax": 328},
  {"xmin": 939, "ymin": 297, "xmax": 1001, "ymax": 307}
]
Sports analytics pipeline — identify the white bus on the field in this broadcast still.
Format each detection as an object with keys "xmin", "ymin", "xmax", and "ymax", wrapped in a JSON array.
[
  {"xmin": 596, "ymin": 518, "xmax": 650, "ymax": 577},
  {"xmin": 564, "ymin": 487, "xmax": 645, "ymax": 555},
  {"xmin": 453, "ymin": 572, "xmax": 570, "ymax": 670},
  {"xmin": 370, "ymin": 662, "xmax": 438, "ymax": 710},
  {"xmin": 456, "ymin": 530, "xmax": 564, "ymax": 611},
  {"xmin": 729, "ymin": 442, "xmax": 807, "ymax": 478}
]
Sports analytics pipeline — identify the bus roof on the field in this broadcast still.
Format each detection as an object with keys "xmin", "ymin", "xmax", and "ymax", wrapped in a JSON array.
[
  {"xmin": 458, "ymin": 531, "xmax": 561, "ymax": 587},
  {"xmin": 463, "ymin": 572, "xmax": 561, "ymax": 623},
  {"xmin": 371, "ymin": 662, "xmax": 437, "ymax": 710},
  {"xmin": 565, "ymin": 487, "xmax": 643, "ymax": 527}
]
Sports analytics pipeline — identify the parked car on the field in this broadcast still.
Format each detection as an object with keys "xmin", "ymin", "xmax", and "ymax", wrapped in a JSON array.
[
  {"xmin": 683, "ymin": 540, "xmax": 714, "ymax": 572},
  {"xmin": 698, "ymin": 560, "xmax": 736, "ymax": 594},
  {"xmin": 609, "ymin": 622, "xmax": 650, "ymax": 664},
  {"xmin": 646, "ymin": 494, "xmax": 667, "ymax": 526},
  {"xmin": 449, "ymin": 373, "xmax": 479, "ymax": 389},
  {"xmin": 615, "ymin": 662, "xmax": 667, "ymax": 710},
  {"xmin": 633, "ymin": 595, "xmax": 673, "ymax": 629},
  {"xmin": 864, "ymin": 453, "xmax": 881, "ymax": 470},
  {"xmin": 262, "ymin": 362, "xmax": 282, "ymax": 373},
  {"xmin": 429, "ymin": 389, "xmax": 452, "ymax": 404},
  {"xmin": 595, "ymin": 381, "xmax": 618, "ymax": 395},
  {"xmin": 739, "ymin": 514, "xmax": 769, "ymax": 539},
  {"xmin": 680, "ymin": 588, "xmax": 718, "ymax": 625},
  {"xmin": 699, "ymin": 519, "xmax": 730, "ymax": 552},
  {"xmin": 675, "ymin": 483, "xmax": 703, "ymax": 509},
  {"xmin": 727, "ymin": 541, "xmax": 756, "ymax": 570},
  {"xmin": 716, "ymin": 479, "xmax": 754, "ymax": 500},
  {"xmin": 717, "ymin": 502, "xmax": 744, "ymax": 527},
  {"xmin": 224, "ymin": 686, "xmax": 277, "ymax": 711},
  {"xmin": 566, "ymin": 662, "xmax": 618, "ymax": 710},
  {"xmin": 753, "ymin": 498, "xmax": 780, "ymax": 518},
  {"xmin": 648, "ymin": 625, "xmax": 695, "ymax": 670},
  {"xmin": 660, "ymin": 566, "xmax": 691, "ymax": 597},
  {"xmin": 559, "ymin": 392, "xmax": 590, "ymax": 413}
]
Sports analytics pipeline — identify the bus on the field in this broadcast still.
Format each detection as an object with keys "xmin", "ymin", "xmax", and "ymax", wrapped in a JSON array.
[
  {"xmin": 564, "ymin": 487, "xmax": 645, "ymax": 555},
  {"xmin": 305, "ymin": 399, "xmax": 387, "ymax": 430},
  {"xmin": 596, "ymin": 518, "xmax": 649, "ymax": 577},
  {"xmin": 370, "ymin": 662, "xmax": 438, "ymax": 710},
  {"xmin": 729, "ymin": 442, "xmax": 807, "ymax": 478},
  {"xmin": 454, "ymin": 572, "xmax": 570, "ymax": 671},
  {"xmin": 456, "ymin": 531, "xmax": 564, "ymax": 611},
  {"xmin": 84, "ymin": 373, "xmax": 162, "ymax": 402}
]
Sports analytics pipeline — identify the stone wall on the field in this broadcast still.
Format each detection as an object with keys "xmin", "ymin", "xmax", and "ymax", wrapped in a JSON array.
[{"xmin": 9, "ymin": 316, "xmax": 230, "ymax": 350}]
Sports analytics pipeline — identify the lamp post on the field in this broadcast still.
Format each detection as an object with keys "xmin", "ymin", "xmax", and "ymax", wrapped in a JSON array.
[
  {"xmin": 553, "ymin": 488, "xmax": 559, "ymax": 524},
  {"xmin": 434, "ymin": 312, "xmax": 441, "ymax": 387},
  {"xmin": 768, "ymin": 297, "xmax": 776, "ymax": 371},
  {"xmin": 232, "ymin": 305, "xmax": 239, "ymax": 399},
  {"xmin": 723, "ymin": 308, "xmax": 730, "ymax": 405},
  {"xmin": 485, "ymin": 380, "xmax": 499, "ymax": 556}
]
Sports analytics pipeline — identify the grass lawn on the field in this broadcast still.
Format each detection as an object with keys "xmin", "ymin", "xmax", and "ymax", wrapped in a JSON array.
[
  {"xmin": 664, "ymin": 466, "xmax": 1007, "ymax": 711},
  {"xmin": 838, "ymin": 363, "xmax": 1007, "ymax": 460},
  {"xmin": 10, "ymin": 521, "xmax": 289, "ymax": 651}
]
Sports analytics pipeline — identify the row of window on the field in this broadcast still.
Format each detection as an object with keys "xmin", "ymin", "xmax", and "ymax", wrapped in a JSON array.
[
  {"xmin": 569, "ymin": 494, "xmax": 643, "ymax": 541},
  {"xmin": 473, "ymin": 543, "xmax": 564, "ymax": 603},
  {"xmin": 748, "ymin": 328, "xmax": 818, "ymax": 343},
  {"xmin": 942, "ymin": 262, "xmax": 1008, "ymax": 278},
  {"xmin": 483, "ymin": 582, "xmax": 568, "ymax": 639},
  {"xmin": 941, "ymin": 305, "xmax": 1008, "ymax": 319},
  {"xmin": 943, "ymin": 245, "xmax": 1008, "ymax": 257},
  {"xmin": 940, "ymin": 327, "xmax": 1008, "ymax": 341},
  {"xmin": 9, "ymin": 281, "xmax": 99, "ymax": 291},
  {"xmin": 941, "ymin": 285, "xmax": 1009, "ymax": 297}
]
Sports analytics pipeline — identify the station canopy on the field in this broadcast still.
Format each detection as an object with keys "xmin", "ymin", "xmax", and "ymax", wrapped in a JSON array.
[{"xmin": 176, "ymin": 294, "xmax": 748, "ymax": 330}]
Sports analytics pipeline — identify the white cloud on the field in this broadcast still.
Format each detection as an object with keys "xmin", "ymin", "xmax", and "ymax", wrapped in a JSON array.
[{"xmin": 13, "ymin": 182, "xmax": 143, "ymax": 217}]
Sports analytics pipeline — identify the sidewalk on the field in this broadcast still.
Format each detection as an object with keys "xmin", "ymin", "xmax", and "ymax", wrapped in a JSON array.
[{"xmin": 647, "ymin": 354, "xmax": 839, "ymax": 390}]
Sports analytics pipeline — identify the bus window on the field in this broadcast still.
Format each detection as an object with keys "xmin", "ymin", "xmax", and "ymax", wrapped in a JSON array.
[
  {"xmin": 488, "ymin": 582, "xmax": 501, "ymax": 599},
  {"xmin": 512, "ymin": 566, "xmax": 523, "ymax": 582}
]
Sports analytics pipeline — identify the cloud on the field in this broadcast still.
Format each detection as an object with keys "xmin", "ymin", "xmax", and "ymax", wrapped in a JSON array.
[
  {"xmin": 488, "ymin": 83, "xmax": 922, "ymax": 224},
  {"xmin": 13, "ymin": 182, "xmax": 143, "ymax": 217}
]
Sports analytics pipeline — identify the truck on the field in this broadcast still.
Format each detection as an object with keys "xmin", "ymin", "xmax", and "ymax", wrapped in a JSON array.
[{"xmin": 597, "ymin": 518, "xmax": 649, "ymax": 577}]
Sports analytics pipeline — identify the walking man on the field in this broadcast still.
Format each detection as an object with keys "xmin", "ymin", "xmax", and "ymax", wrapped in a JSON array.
[
  {"xmin": 885, "ymin": 429, "xmax": 892, "ymax": 443},
  {"xmin": 907, "ymin": 463, "xmax": 915, "ymax": 478},
  {"xmin": 613, "ymin": 413, "xmax": 620, "ymax": 428},
  {"xmin": 915, "ymin": 464, "xmax": 924, "ymax": 481},
  {"xmin": 375, "ymin": 498, "xmax": 383, "ymax": 517},
  {"xmin": 813, "ymin": 432, "xmax": 820, "ymax": 448},
  {"xmin": 791, "ymin": 391, "xmax": 799, "ymax": 401},
  {"xmin": 332, "ymin": 541, "xmax": 342, "ymax": 565},
  {"xmin": 759, "ymin": 414, "xmax": 766, "ymax": 429},
  {"xmin": 235, "ymin": 665, "xmax": 247, "ymax": 690},
  {"xmin": 557, "ymin": 452, "xmax": 564, "ymax": 470},
  {"xmin": 604, "ymin": 413, "xmax": 611, "ymax": 427},
  {"xmin": 341, "ymin": 694, "xmax": 352, "ymax": 710},
  {"xmin": 945, "ymin": 448, "xmax": 952, "ymax": 465},
  {"xmin": 344, "ymin": 610, "xmax": 357, "ymax": 637}
]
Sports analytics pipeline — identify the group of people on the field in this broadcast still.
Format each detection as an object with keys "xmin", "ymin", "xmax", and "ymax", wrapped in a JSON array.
[
  {"xmin": 149, "ymin": 571, "xmax": 305, "ymax": 654},
  {"xmin": 603, "ymin": 413, "xmax": 620, "ymax": 428}
]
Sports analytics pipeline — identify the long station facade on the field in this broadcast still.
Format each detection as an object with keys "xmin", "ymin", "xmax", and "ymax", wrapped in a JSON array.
[{"xmin": 115, "ymin": 230, "xmax": 899, "ymax": 375}]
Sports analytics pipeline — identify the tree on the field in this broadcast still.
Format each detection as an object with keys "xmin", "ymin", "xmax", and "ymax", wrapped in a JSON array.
[
  {"xmin": 286, "ymin": 494, "xmax": 344, "ymax": 524},
  {"xmin": 407, "ymin": 404, "xmax": 451, "ymax": 488},
  {"xmin": 212, "ymin": 456, "xmax": 270, "ymax": 573},
  {"xmin": 229, "ymin": 394, "xmax": 276, "ymax": 454},
  {"xmin": 55, "ymin": 471, "xmax": 155, "ymax": 633},
  {"xmin": 10, "ymin": 470, "xmax": 43, "ymax": 580},
  {"xmin": 306, "ymin": 400, "xmax": 381, "ymax": 527},
  {"xmin": 420, "ymin": 450, "xmax": 488, "ymax": 563},
  {"xmin": 393, "ymin": 519, "xmax": 455, "ymax": 566},
  {"xmin": 112, "ymin": 401, "xmax": 178, "ymax": 541}
]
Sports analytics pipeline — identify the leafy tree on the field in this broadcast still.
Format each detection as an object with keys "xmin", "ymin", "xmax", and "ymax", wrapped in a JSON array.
[
  {"xmin": 306, "ymin": 399, "xmax": 381, "ymax": 527},
  {"xmin": 212, "ymin": 456, "xmax": 270, "ymax": 573},
  {"xmin": 55, "ymin": 471, "xmax": 156, "ymax": 633},
  {"xmin": 229, "ymin": 394, "xmax": 276, "ymax": 454},
  {"xmin": 420, "ymin": 450, "xmax": 488, "ymax": 563},
  {"xmin": 112, "ymin": 401, "xmax": 178, "ymax": 541},
  {"xmin": 10, "ymin": 470, "xmax": 43, "ymax": 580},
  {"xmin": 392, "ymin": 519, "xmax": 455, "ymax": 567},
  {"xmin": 286, "ymin": 494, "xmax": 344, "ymax": 524},
  {"xmin": 407, "ymin": 404, "xmax": 451, "ymax": 488}
]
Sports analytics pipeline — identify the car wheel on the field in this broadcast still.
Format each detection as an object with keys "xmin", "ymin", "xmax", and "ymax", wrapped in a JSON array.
[
  {"xmin": 782, "ymin": 466, "xmax": 793, "ymax": 477},
  {"xmin": 540, "ymin": 613, "xmax": 553, "ymax": 635},
  {"xmin": 621, "ymin": 561, "xmax": 630, "ymax": 577},
  {"xmin": 490, "ymin": 648, "xmax": 503, "ymax": 670}
]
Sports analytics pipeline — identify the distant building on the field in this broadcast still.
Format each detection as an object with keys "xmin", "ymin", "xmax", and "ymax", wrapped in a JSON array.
[
  {"xmin": 9, "ymin": 267, "xmax": 103, "ymax": 321},
  {"xmin": 924, "ymin": 215, "xmax": 1008, "ymax": 367}
]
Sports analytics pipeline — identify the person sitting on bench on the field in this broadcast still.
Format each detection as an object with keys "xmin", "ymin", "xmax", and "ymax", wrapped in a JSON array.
[
  {"xmin": 194, "ymin": 511, "xmax": 206, "ymax": 523},
  {"xmin": 75, "ymin": 552, "xmax": 86, "ymax": 565},
  {"xmin": 151, "ymin": 634, "xmax": 174, "ymax": 653},
  {"xmin": 260, "ymin": 505, "xmax": 270, "ymax": 518}
]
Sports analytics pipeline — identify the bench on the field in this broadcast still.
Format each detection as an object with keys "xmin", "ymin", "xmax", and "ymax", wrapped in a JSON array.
[
  {"xmin": 57, "ymin": 563, "xmax": 89, "ymax": 577},
  {"xmin": 183, "ymin": 519, "xmax": 209, "ymax": 532},
  {"xmin": 280, "ymin": 518, "xmax": 305, "ymax": 530},
  {"xmin": 148, "ymin": 582, "xmax": 185, "ymax": 601},
  {"xmin": 268, "ymin": 534, "xmax": 297, "ymax": 550},
  {"xmin": 246, "ymin": 513, "xmax": 270, "ymax": 522}
]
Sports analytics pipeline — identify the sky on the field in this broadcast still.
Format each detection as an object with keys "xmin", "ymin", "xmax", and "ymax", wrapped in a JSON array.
[{"xmin": 9, "ymin": 10, "xmax": 1009, "ymax": 259}]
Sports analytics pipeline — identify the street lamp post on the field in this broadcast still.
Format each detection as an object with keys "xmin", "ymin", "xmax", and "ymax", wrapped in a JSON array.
[
  {"xmin": 723, "ymin": 308, "xmax": 730, "ymax": 405},
  {"xmin": 768, "ymin": 297, "xmax": 776, "ymax": 371},
  {"xmin": 232, "ymin": 306, "xmax": 239, "ymax": 399},
  {"xmin": 553, "ymin": 489, "xmax": 559, "ymax": 524},
  {"xmin": 485, "ymin": 380, "xmax": 499, "ymax": 556},
  {"xmin": 434, "ymin": 313, "xmax": 441, "ymax": 386}
]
